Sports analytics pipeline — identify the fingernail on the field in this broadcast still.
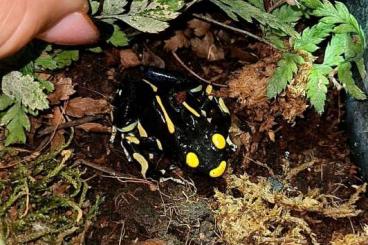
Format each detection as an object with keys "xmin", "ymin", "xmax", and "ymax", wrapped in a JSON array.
[{"xmin": 37, "ymin": 12, "xmax": 99, "ymax": 45}]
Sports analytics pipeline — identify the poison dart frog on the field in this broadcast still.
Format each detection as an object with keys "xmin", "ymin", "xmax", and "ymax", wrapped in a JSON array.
[{"xmin": 111, "ymin": 66, "xmax": 235, "ymax": 178}]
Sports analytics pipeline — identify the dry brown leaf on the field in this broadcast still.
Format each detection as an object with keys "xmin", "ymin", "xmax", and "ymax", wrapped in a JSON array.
[
  {"xmin": 50, "ymin": 130, "xmax": 65, "ymax": 151},
  {"xmin": 65, "ymin": 97, "xmax": 111, "ymax": 118},
  {"xmin": 48, "ymin": 77, "xmax": 76, "ymax": 105},
  {"xmin": 50, "ymin": 107, "xmax": 65, "ymax": 126},
  {"xmin": 164, "ymin": 31, "xmax": 190, "ymax": 52},
  {"xmin": 188, "ymin": 18, "xmax": 211, "ymax": 37},
  {"xmin": 120, "ymin": 49, "xmax": 141, "ymax": 68},
  {"xmin": 142, "ymin": 49, "xmax": 165, "ymax": 68},
  {"xmin": 77, "ymin": 123, "xmax": 111, "ymax": 133},
  {"xmin": 191, "ymin": 33, "xmax": 224, "ymax": 61}
]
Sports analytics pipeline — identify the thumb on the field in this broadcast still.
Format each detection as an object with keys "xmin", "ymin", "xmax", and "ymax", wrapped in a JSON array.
[{"xmin": 0, "ymin": 0, "xmax": 99, "ymax": 59}]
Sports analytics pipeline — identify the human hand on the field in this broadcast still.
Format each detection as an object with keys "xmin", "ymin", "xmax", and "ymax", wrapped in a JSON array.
[{"xmin": 0, "ymin": 0, "xmax": 99, "ymax": 59}]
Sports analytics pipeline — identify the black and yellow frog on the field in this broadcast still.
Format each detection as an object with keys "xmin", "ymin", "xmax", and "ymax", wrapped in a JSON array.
[{"xmin": 112, "ymin": 66, "xmax": 234, "ymax": 178}]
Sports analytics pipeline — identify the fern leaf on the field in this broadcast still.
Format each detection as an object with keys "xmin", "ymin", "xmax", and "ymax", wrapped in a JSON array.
[
  {"xmin": 211, "ymin": 0, "xmax": 298, "ymax": 37},
  {"xmin": 271, "ymin": 5, "xmax": 303, "ymax": 25},
  {"xmin": 0, "ymin": 103, "xmax": 30, "ymax": 146},
  {"xmin": 355, "ymin": 58, "xmax": 366, "ymax": 80},
  {"xmin": 293, "ymin": 22, "xmax": 333, "ymax": 52},
  {"xmin": 338, "ymin": 62, "xmax": 366, "ymax": 100},
  {"xmin": 300, "ymin": 0, "xmax": 323, "ymax": 9},
  {"xmin": 267, "ymin": 53, "xmax": 304, "ymax": 98},
  {"xmin": 306, "ymin": 65, "xmax": 332, "ymax": 114},
  {"xmin": 323, "ymin": 33, "xmax": 347, "ymax": 67},
  {"xmin": 247, "ymin": 0, "xmax": 265, "ymax": 10}
]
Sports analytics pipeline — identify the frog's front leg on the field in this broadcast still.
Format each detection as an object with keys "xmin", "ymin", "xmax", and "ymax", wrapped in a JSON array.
[{"xmin": 118, "ymin": 129, "xmax": 164, "ymax": 178}]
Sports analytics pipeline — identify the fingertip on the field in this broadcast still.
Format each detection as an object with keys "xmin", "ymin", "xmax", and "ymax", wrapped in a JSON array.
[{"xmin": 37, "ymin": 12, "xmax": 99, "ymax": 45}]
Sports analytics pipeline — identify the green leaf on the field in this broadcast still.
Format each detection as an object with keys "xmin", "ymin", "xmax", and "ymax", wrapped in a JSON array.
[
  {"xmin": 211, "ymin": 0, "xmax": 239, "ymax": 20},
  {"xmin": 102, "ymin": 0, "xmax": 128, "ymax": 15},
  {"xmin": 355, "ymin": 58, "xmax": 366, "ymax": 80},
  {"xmin": 35, "ymin": 54, "xmax": 58, "ymax": 70},
  {"xmin": 38, "ymin": 80, "xmax": 55, "ymax": 93},
  {"xmin": 54, "ymin": 50, "xmax": 79, "ymax": 68},
  {"xmin": 338, "ymin": 62, "xmax": 366, "ymax": 100},
  {"xmin": 267, "ymin": 53, "xmax": 304, "ymax": 98},
  {"xmin": 271, "ymin": 5, "xmax": 303, "ymax": 25},
  {"xmin": 88, "ymin": 46, "xmax": 104, "ymax": 53},
  {"xmin": 1, "ymin": 103, "xmax": 30, "ymax": 146},
  {"xmin": 323, "ymin": 33, "xmax": 347, "ymax": 66},
  {"xmin": 247, "ymin": 0, "xmax": 264, "ymax": 10},
  {"xmin": 98, "ymin": 0, "xmax": 187, "ymax": 33},
  {"xmin": 2, "ymin": 71, "xmax": 49, "ymax": 111},
  {"xmin": 293, "ymin": 22, "xmax": 333, "ymax": 52},
  {"xmin": 0, "ymin": 95, "xmax": 14, "ymax": 110},
  {"xmin": 300, "ymin": 0, "xmax": 323, "ymax": 9},
  {"xmin": 311, "ymin": 0, "xmax": 365, "ymax": 50},
  {"xmin": 306, "ymin": 65, "xmax": 332, "ymax": 114},
  {"xmin": 211, "ymin": 0, "xmax": 298, "ymax": 37},
  {"xmin": 107, "ymin": 24, "xmax": 129, "ymax": 47},
  {"xmin": 90, "ymin": 0, "xmax": 101, "ymax": 15}
]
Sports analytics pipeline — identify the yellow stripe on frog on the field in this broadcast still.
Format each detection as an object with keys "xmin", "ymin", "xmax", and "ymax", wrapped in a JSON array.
[
  {"xmin": 137, "ymin": 121, "xmax": 148, "ymax": 137},
  {"xmin": 155, "ymin": 95, "xmax": 175, "ymax": 134},
  {"xmin": 142, "ymin": 79, "xmax": 158, "ymax": 92},
  {"xmin": 183, "ymin": 101, "xmax": 201, "ymax": 118}
]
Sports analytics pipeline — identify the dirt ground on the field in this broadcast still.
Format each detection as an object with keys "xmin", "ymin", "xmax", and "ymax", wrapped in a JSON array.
[{"xmin": 2, "ymin": 3, "xmax": 368, "ymax": 245}]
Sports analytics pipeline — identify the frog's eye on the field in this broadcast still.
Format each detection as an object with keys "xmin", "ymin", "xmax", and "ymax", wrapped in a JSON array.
[
  {"xmin": 209, "ymin": 161, "xmax": 227, "ymax": 178},
  {"xmin": 186, "ymin": 152, "xmax": 199, "ymax": 168},
  {"xmin": 211, "ymin": 133, "xmax": 226, "ymax": 150}
]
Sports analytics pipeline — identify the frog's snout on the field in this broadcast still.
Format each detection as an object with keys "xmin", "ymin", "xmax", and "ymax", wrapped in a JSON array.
[{"xmin": 209, "ymin": 161, "xmax": 227, "ymax": 178}]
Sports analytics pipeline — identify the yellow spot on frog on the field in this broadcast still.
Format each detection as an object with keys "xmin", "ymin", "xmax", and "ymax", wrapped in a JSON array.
[
  {"xmin": 155, "ymin": 95, "xmax": 175, "ymax": 134},
  {"xmin": 212, "ymin": 133, "xmax": 226, "ymax": 149},
  {"xmin": 183, "ymin": 101, "xmax": 201, "ymax": 117},
  {"xmin": 126, "ymin": 136, "xmax": 140, "ymax": 144},
  {"xmin": 133, "ymin": 152, "xmax": 149, "ymax": 178},
  {"xmin": 186, "ymin": 152, "xmax": 199, "ymax": 168},
  {"xmin": 218, "ymin": 98, "xmax": 230, "ymax": 114},
  {"xmin": 209, "ymin": 161, "xmax": 227, "ymax": 177},
  {"xmin": 205, "ymin": 85, "xmax": 213, "ymax": 95}
]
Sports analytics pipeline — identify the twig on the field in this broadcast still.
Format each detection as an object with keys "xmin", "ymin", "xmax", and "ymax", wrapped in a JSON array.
[
  {"xmin": 75, "ymin": 159, "xmax": 131, "ymax": 178},
  {"xmin": 192, "ymin": 14, "xmax": 280, "ymax": 50},
  {"xmin": 38, "ymin": 115, "xmax": 105, "ymax": 136},
  {"xmin": 267, "ymin": 0, "xmax": 287, "ymax": 12},
  {"xmin": 244, "ymin": 156, "xmax": 275, "ymax": 176},
  {"xmin": 171, "ymin": 51, "xmax": 228, "ymax": 88},
  {"xmin": 76, "ymin": 159, "xmax": 155, "ymax": 188}
]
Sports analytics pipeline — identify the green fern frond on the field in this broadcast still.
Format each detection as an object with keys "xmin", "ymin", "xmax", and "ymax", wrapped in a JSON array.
[
  {"xmin": 323, "ymin": 33, "xmax": 347, "ymax": 66},
  {"xmin": 306, "ymin": 65, "xmax": 332, "ymax": 114},
  {"xmin": 293, "ymin": 22, "xmax": 333, "ymax": 52},
  {"xmin": 338, "ymin": 62, "xmax": 366, "ymax": 100},
  {"xmin": 267, "ymin": 53, "xmax": 304, "ymax": 98},
  {"xmin": 211, "ymin": 0, "xmax": 298, "ymax": 37},
  {"xmin": 271, "ymin": 5, "xmax": 304, "ymax": 25}
]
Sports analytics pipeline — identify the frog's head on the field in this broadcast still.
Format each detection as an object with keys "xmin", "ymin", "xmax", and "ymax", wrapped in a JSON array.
[{"xmin": 177, "ymin": 125, "xmax": 231, "ymax": 178}]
